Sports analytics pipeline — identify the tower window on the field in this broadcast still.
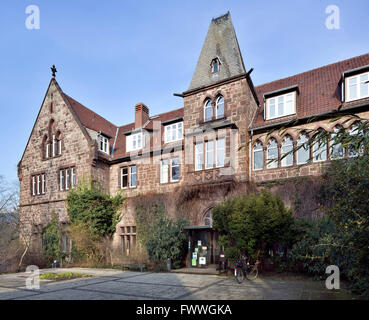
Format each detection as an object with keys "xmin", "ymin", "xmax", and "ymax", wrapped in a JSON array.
[{"xmin": 211, "ymin": 58, "xmax": 220, "ymax": 73}]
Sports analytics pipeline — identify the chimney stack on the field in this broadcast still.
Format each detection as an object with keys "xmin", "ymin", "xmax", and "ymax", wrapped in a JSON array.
[{"xmin": 135, "ymin": 102, "xmax": 149, "ymax": 129}]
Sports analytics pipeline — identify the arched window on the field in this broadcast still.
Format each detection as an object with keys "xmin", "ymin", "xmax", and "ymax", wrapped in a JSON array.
[
  {"xmin": 204, "ymin": 209, "xmax": 213, "ymax": 227},
  {"xmin": 42, "ymin": 135, "xmax": 49, "ymax": 159},
  {"xmin": 267, "ymin": 138, "xmax": 278, "ymax": 169},
  {"xmin": 281, "ymin": 135, "xmax": 293, "ymax": 167},
  {"xmin": 313, "ymin": 130, "xmax": 328, "ymax": 162},
  {"xmin": 330, "ymin": 126, "xmax": 345, "ymax": 159},
  {"xmin": 297, "ymin": 133, "xmax": 310, "ymax": 164},
  {"xmin": 45, "ymin": 119, "xmax": 62, "ymax": 158},
  {"xmin": 204, "ymin": 99, "xmax": 213, "ymax": 122},
  {"xmin": 216, "ymin": 96, "xmax": 224, "ymax": 119},
  {"xmin": 211, "ymin": 58, "xmax": 220, "ymax": 73},
  {"xmin": 253, "ymin": 141, "xmax": 264, "ymax": 170},
  {"xmin": 348, "ymin": 122, "xmax": 362, "ymax": 157}
]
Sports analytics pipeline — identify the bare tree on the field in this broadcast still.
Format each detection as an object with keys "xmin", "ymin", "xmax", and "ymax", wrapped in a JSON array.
[{"xmin": 0, "ymin": 175, "xmax": 21, "ymax": 272}]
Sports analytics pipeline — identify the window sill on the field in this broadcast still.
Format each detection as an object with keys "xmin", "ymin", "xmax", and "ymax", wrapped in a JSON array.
[
  {"xmin": 43, "ymin": 154, "xmax": 62, "ymax": 161},
  {"xmin": 201, "ymin": 116, "xmax": 227, "ymax": 125},
  {"xmin": 265, "ymin": 113, "xmax": 296, "ymax": 121}
]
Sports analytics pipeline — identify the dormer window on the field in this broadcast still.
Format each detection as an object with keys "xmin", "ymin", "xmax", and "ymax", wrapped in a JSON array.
[
  {"xmin": 265, "ymin": 92, "xmax": 296, "ymax": 120},
  {"xmin": 164, "ymin": 122, "xmax": 183, "ymax": 143},
  {"xmin": 346, "ymin": 72, "xmax": 369, "ymax": 102},
  {"xmin": 99, "ymin": 135, "xmax": 109, "ymax": 154},
  {"xmin": 126, "ymin": 132, "xmax": 142, "ymax": 152},
  {"xmin": 211, "ymin": 58, "xmax": 220, "ymax": 73}
]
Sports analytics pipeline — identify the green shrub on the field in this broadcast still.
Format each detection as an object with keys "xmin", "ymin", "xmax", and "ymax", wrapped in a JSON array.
[
  {"xmin": 213, "ymin": 190, "xmax": 293, "ymax": 259},
  {"xmin": 42, "ymin": 213, "xmax": 66, "ymax": 264},
  {"xmin": 67, "ymin": 180, "xmax": 124, "ymax": 237},
  {"xmin": 146, "ymin": 215, "xmax": 187, "ymax": 266}
]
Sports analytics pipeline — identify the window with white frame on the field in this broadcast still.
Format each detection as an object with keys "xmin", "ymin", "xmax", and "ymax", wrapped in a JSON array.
[
  {"xmin": 160, "ymin": 159, "xmax": 169, "ymax": 183},
  {"xmin": 195, "ymin": 142, "xmax": 204, "ymax": 171},
  {"xmin": 204, "ymin": 100, "xmax": 213, "ymax": 122},
  {"xmin": 216, "ymin": 137, "xmax": 225, "ymax": 167},
  {"xmin": 120, "ymin": 166, "xmax": 137, "ymax": 189},
  {"xmin": 346, "ymin": 72, "xmax": 369, "ymax": 102},
  {"xmin": 171, "ymin": 158, "xmax": 180, "ymax": 182},
  {"xmin": 330, "ymin": 126, "xmax": 345, "ymax": 159},
  {"xmin": 59, "ymin": 167, "xmax": 76, "ymax": 191},
  {"xmin": 130, "ymin": 166, "xmax": 137, "ymax": 188},
  {"xmin": 297, "ymin": 134, "xmax": 310, "ymax": 164},
  {"xmin": 253, "ymin": 141, "xmax": 264, "ymax": 171},
  {"xmin": 99, "ymin": 135, "xmax": 109, "ymax": 154},
  {"xmin": 281, "ymin": 136, "xmax": 293, "ymax": 167},
  {"xmin": 31, "ymin": 173, "xmax": 46, "ymax": 196},
  {"xmin": 164, "ymin": 122, "xmax": 183, "ymax": 143},
  {"xmin": 313, "ymin": 133, "xmax": 328, "ymax": 162},
  {"xmin": 266, "ymin": 92, "xmax": 295, "ymax": 120},
  {"xmin": 126, "ymin": 133, "xmax": 142, "ymax": 152},
  {"xmin": 205, "ymin": 140, "xmax": 214, "ymax": 169},
  {"xmin": 160, "ymin": 157, "xmax": 181, "ymax": 183},
  {"xmin": 216, "ymin": 96, "xmax": 224, "ymax": 119},
  {"xmin": 267, "ymin": 138, "xmax": 278, "ymax": 169}
]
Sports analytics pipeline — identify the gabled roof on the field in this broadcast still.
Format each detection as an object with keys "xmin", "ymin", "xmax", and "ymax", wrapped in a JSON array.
[
  {"xmin": 252, "ymin": 53, "xmax": 369, "ymax": 129},
  {"xmin": 112, "ymin": 107, "xmax": 184, "ymax": 159},
  {"xmin": 61, "ymin": 89, "xmax": 184, "ymax": 160},
  {"xmin": 188, "ymin": 12, "xmax": 246, "ymax": 91},
  {"xmin": 63, "ymin": 93, "xmax": 117, "ymax": 139}
]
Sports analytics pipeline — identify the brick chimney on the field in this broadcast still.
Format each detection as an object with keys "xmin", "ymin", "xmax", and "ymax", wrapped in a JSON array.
[{"xmin": 135, "ymin": 102, "xmax": 149, "ymax": 129}]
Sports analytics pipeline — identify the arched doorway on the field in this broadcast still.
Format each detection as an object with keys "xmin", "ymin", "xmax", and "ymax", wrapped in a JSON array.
[{"xmin": 183, "ymin": 208, "xmax": 219, "ymax": 267}]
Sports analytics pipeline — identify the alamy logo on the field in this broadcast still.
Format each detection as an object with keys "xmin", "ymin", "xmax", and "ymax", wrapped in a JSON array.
[
  {"xmin": 25, "ymin": 5, "xmax": 40, "ymax": 30},
  {"xmin": 325, "ymin": 265, "xmax": 340, "ymax": 290},
  {"xmin": 25, "ymin": 265, "xmax": 40, "ymax": 290},
  {"xmin": 325, "ymin": 5, "xmax": 340, "ymax": 30}
]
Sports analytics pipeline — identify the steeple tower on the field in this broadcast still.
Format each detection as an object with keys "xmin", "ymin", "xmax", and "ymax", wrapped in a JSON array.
[{"xmin": 188, "ymin": 12, "xmax": 246, "ymax": 91}]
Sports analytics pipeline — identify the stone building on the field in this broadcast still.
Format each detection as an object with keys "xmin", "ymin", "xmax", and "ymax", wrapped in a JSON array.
[{"xmin": 18, "ymin": 12, "xmax": 369, "ymax": 265}]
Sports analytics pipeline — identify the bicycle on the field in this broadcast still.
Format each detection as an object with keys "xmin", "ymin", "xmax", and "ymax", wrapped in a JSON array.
[{"xmin": 233, "ymin": 255, "xmax": 260, "ymax": 283}]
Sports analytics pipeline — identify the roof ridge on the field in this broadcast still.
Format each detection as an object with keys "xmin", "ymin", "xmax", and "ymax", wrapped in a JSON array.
[
  {"xmin": 255, "ymin": 52, "xmax": 369, "ymax": 89},
  {"xmin": 150, "ymin": 106, "xmax": 184, "ymax": 119}
]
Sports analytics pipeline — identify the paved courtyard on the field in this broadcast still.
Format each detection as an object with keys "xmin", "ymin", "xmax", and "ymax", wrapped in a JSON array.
[{"xmin": 0, "ymin": 267, "xmax": 359, "ymax": 300}]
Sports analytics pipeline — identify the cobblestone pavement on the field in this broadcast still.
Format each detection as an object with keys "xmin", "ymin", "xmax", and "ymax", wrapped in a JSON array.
[{"xmin": 0, "ymin": 268, "xmax": 360, "ymax": 300}]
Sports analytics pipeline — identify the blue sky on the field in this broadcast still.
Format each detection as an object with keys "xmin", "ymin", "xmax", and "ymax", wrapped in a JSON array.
[{"xmin": 1, "ymin": 0, "xmax": 368, "ymax": 184}]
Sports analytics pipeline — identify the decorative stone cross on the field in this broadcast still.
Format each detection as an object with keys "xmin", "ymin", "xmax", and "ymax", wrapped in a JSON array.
[{"xmin": 51, "ymin": 65, "xmax": 57, "ymax": 78}]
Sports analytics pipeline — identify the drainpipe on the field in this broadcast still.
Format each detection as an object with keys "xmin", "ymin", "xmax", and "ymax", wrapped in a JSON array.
[{"xmin": 249, "ymin": 129, "xmax": 253, "ymax": 182}]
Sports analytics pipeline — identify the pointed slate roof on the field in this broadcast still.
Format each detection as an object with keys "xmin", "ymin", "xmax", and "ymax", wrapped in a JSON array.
[{"xmin": 188, "ymin": 12, "xmax": 246, "ymax": 91}]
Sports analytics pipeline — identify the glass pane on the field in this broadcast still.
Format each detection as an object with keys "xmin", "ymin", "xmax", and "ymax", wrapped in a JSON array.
[
  {"xmin": 177, "ymin": 123, "xmax": 183, "ymax": 139},
  {"xmin": 360, "ymin": 74, "xmax": 369, "ymax": 97},
  {"xmin": 195, "ymin": 143, "xmax": 203, "ymax": 170},
  {"xmin": 172, "ymin": 124, "xmax": 177, "ymax": 141},
  {"xmin": 254, "ymin": 150, "xmax": 263, "ymax": 170},
  {"xmin": 278, "ymin": 96, "xmax": 284, "ymax": 116},
  {"xmin": 217, "ymin": 97, "xmax": 224, "ymax": 118},
  {"xmin": 122, "ymin": 175, "xmax": 128, "ymax": 188},
  {"xmin": 206, "ymin": 141, "xmax": 214, "ymax": 168},
  {"xmin": 349, "ymin": 77, "xmax": 357, "ymax": 100},
  {"xmin": 313, "ymin": 138, "xmax": 327, "ymax": 162},
  {"xmin": 297, "ymin": 135, "xmax": 310, "ymax": 164},
  {"xmin": 171, "ymin": 164, "xmax": 179, "ymax": 181},
  {"xmin": 205, "ymin": 107, "xmax": 212, "ymax": 121},
  {"xmin": 267, "ymin": 140, "xmax": 278, "ymax": 169},
  {"xmin": 268, "ymin": 99, "xmax": 275, "ymax": 118},
  {"xmin": 130, "ymin": 172, "xmax": 136, "ymax": 187},
  {"xmin": 281, "ymin": 137, "xmax": 293, "ymax": 167},
  {"xmin": 161, "ymin": 160, "xmax": 169, "ymax": 183},
  {"xmin": 216, "ymin": 138, "xmax": 225, "ymax": 167},
  {"xmin": 166, "ymin": 126, "xmax": 171, "ymax": 142}
]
